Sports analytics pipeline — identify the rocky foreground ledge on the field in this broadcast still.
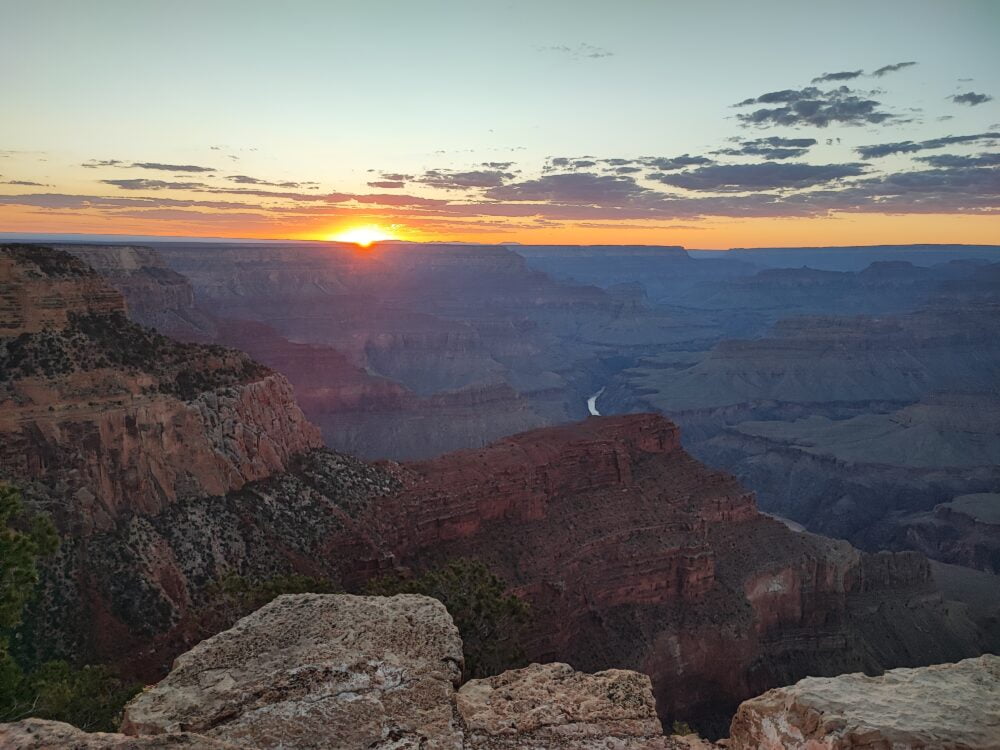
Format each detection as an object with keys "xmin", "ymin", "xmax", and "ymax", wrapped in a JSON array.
[
  {"xmin": 729, "ymin": 654, "xmax": 1000, "ymax": 750},
  {"xmin": 1, "ymin": 594, "xmax": 996, "ymax": 749}
]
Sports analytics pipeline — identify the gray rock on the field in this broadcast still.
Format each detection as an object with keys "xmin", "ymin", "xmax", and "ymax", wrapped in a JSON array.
[
  {"xmin": 728, "ymin": 654, "xmax": 1000, "ymax": 749},
  {"xmin": 122, "ymin": 594, "xmax": 465, "ymax": 750}
]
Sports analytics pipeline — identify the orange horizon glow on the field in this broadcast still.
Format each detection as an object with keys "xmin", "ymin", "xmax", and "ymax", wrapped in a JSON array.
[
  {"xmin": 326, "ymin": 225, "xmax": 398, "ymax": 247},
  {"xmin": 2, "ymin": 206, "xmax": 999, "ymax": 250}
]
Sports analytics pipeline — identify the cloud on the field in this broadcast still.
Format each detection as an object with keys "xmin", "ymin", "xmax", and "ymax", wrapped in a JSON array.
[
  {"xmin": 367, "ymin": 180, "xmax": 405, "ymax": 189},
  {"xmin": 1, "ymin": 179, "xmax": 47, "ymax": 186},
  {"xmin": 856, "ymin": 131, "xmax": 1000, "ymax": 159},
  {"xmin": 81, "ymin": 159, "xmax": 126, "ymax": 168},
  {"xmin": 649, "ymin": 161, "xmax": 866, "ymax": 192},
  {"xmin": 714, "ymin": 136, "xmax": 817, "ymax": 160},
  {"xmin": 0, "ymin": 193, "xmax": 253, "ymax": 211},
  {"xmin": 130, "ymin": 162, "xmax": 215, "ymax": 173},
  {"xmin": 228, "ymin": 175, "xmax": 314, "ymax": 188},
  {"xmin": 484, "ymin": 172, "xmax": 656, "ymax": 207},
  {"xmin": 871, "ymin": 61, "xmax": 917, "ymax": 77},
  {"xmin": 638, "ymin": 154, "xmax": 713, "ymax": 171},
  {"xmin": 951, "ymin": 91, "xmax": 993, "ymax": 106},
  {"xmin": 81, "ymin": 159, "xmax": 215, "ymax": 172},
  {"xmin": 538, "ymin": 43, "xmax": 613, "ymax": 59},
  {"xmin": 811, "ymin": 70, "xmax": 864, "ymax": 83},
  {"xmin": 735, "ymin": 85, "xmax": 896, "ymax": 128},
  {"xmin": 914, "ymin": 152, "xmax": 1000, "ymax": 168},
  {"xmin": 417, "ymin": 168, "xmax": 515, "ymax": 190},
  {"xmin": 101, "ymin": 178, "xmax": 209, "ymax": 190}
]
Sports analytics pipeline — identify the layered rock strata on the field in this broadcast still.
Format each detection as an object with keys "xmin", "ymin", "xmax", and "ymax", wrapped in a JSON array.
[{"xmin": 0, "ymin": 245, "xmax": 321, "ymax": 532}]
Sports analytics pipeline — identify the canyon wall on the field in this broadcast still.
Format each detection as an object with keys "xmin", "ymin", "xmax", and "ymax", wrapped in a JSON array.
[
  {"xmin": 0, "ymin": 245, "xmax": 321, "ymax": 532},
  {"xmin": 22, "ymin": 413, "xmax": 984, "ymax": 735}
]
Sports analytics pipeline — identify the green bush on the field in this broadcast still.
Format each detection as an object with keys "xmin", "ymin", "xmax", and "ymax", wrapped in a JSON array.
[
  {"xmin": 0, "ymin": 483, "xmax": 137, "ymax": 731},
  {"xmin": 20, "ymin": 661, "xmax": 139, "ymax": 731},
  {"xmin": 366, "ymin": 559, "xmax": 530, "ymax": 679}
]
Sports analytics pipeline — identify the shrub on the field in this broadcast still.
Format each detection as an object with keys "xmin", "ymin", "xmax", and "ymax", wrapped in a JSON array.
[
  {"xmin": 0, "ymin": 484, "xmax": 137, "ymax": 731},
  {"xmin": 366, "ymin": 559, "xmax": 530, "ymax": 679}
]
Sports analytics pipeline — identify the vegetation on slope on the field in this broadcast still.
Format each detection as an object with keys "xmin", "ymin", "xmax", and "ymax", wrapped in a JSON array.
[
  {"xmin": 0, "ymin": 483, "xmax": 138, "ymax": 731},
  {"xmin": 367, "ymin": 558, "xmax": 531, "ymax": 679}
]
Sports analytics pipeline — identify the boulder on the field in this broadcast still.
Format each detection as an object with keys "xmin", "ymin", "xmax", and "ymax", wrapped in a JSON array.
[
  {"xmin": 457, "ymin": 662, "xmax": 693, "ymax": 749},
  {"xmin": 728, "ymin": 654, "xmax": 1000, "ymax": 749},
  {"xmin": 121, "ymin": 594, "xmax": 465, "ymax": 749}
]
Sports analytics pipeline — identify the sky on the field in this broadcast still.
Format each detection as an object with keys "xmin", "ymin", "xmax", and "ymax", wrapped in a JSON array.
[{"xmin": 1, "ymin": 0, "xmax": 998, "ymax": 247}]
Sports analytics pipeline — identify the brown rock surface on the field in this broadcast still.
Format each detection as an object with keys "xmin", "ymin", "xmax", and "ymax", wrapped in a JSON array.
[
  {"xmin": 0, "ymin": 244, "xmax": 124, "ymax": 334},
  {"xmin": 728, "ymin": 654, "xmax": 1000, "ymax": 749},
  {"xmin": 121, "ymin": 594, "xmax": 466, "ymax": 750},
  {"xmin": 457, "ymin": 662, "xmax": 676, "ymax": 749},
  {"xmin": 0, "ymin": 718, "xmax": 238, "ymax": 748}
]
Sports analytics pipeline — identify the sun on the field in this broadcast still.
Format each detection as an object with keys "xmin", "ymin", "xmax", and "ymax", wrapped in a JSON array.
[{"xmin": 328, "ymin": 225, "xmax": 396, "ymax": 247}]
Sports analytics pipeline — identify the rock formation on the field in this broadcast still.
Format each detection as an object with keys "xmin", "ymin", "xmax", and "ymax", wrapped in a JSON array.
[
  {"xmin": 2, "ymin": 594, "xmax": 993, "ymax": 749},
  {"xmin": 122, "ymin": 594, "xmax": 466, "ymax": 749},
  {"xmin": 118, "ymin": 593, "xmax": 691, "ymax": 749},
  {"xmin": 25, "ymin": 412, "xmax": 984, "ymax": 735},
  {"xmin": 903, "ymin": 493, "xmax": 1000, "ymax": 573},
  {"xmin": 457, "ymin": 663, "xmax": 677, "ymax": 749},
  {"xmin": 0, "ymin": 244, "xmax": 322, "ymax": 532},
  {"xmin": 605, "ymin": 272, "xmax": 1000, "ymax": 571},
  {"xmin": 701, "ymin": 394, "xmax": 1000, "ymax": 547},
  {"xmin": 728, "ymin": 654, "xmax": 1000, "ymax": 749},
  {"xmin": 57, "ymin": 244, "xmax": 216, "ymax": 339}
]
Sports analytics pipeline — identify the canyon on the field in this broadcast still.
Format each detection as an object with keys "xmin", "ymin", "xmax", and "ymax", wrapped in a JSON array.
[
  {"xmin": 48, "ymin": 241, "xmax": 1000, "ymax": 574},
  {"xmin": 2, "ymin": 242, "xmax": 998, "ymax": 744}
]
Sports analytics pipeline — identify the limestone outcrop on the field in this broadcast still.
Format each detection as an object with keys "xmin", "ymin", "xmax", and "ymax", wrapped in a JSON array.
[
  {"xmin": 728, "ymin": 654, "xmax": 1000, "ymax": 749},
  {"xmin": 457, "ymin": 663, "xmax": 676, "ymax": 749},
  {"xmin": 118, "ymin": 593, "xmax": 687, "ymax": 749},
  {"xmin": 122, "ymin": 594, "xmax": 465, "ymax": 749}
]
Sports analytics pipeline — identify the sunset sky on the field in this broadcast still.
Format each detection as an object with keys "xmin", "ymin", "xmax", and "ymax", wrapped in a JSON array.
[{"xmin": 1, "ymin": 0, "xmax": 998, "ymax": 247}]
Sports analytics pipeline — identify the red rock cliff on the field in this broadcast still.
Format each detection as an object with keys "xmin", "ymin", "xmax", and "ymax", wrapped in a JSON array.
[{"xmin": 0, "ymin": 245, "xmax": 322, "ymax": 532}]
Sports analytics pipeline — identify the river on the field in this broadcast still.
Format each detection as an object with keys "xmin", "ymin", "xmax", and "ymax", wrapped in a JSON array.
[{"xmin": 587, "ymin": 387, "xmax": 605, "ymax": 416}]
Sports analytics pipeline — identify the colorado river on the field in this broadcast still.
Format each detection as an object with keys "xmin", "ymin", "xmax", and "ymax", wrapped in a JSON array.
[{"xmin": 587, "ymin": 387, "xmax": 605, "ymax": 416}]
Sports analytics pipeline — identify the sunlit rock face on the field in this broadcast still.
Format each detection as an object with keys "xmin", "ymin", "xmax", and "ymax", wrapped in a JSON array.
[
  {"xmin": 728, "ymin": 655, "xmax": 1000, "ymax": 750},
  {"xmin": 0, "ymin": 245, "xmax": 322, "ymax": 533}
]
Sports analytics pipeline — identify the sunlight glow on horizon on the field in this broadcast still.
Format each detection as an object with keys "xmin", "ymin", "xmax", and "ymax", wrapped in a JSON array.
[{"xmin": 327, "ymin": 225, "xmax": 398, "ymax": 247}]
